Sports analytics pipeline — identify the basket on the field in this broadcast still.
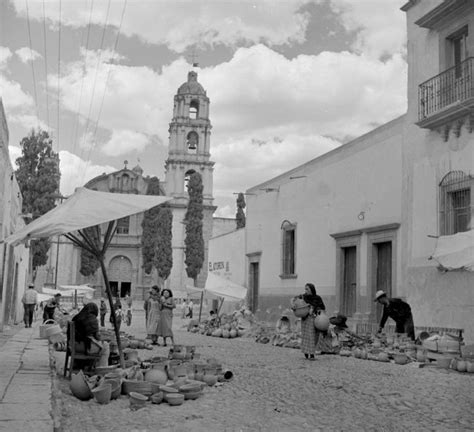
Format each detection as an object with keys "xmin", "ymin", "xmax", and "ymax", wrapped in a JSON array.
[
  {"xmin": 39, "ymin": 319, "xmax": 57, "ymax": 339},
  {"xmin": 122, "ymin": 380, "xmax": 159, "ymax": 396}
]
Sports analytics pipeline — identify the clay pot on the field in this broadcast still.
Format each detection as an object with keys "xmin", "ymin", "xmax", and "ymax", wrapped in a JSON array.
[
  {"xmin": 457, "ymin": 360, "xmax": 467, "ymax": 373},
  {"xmin": 144, "ymin": 367, "xmax": 168, "ymax": 385},
  {"xmin": 378, "ymin": 352, "xmax": 389, "ymax": 362},
  {"xmin": 293, "ymin": 305, "xmax": 310, "ymax": 318},
  {"xmin": 70, "ymin": 371, "xmax": 92, "ymax": 401},
  {"xmin": 314, "ymin": 312, "xmax": 330, "ymax": 332},
  {"xmin": 202, "ymin": 374, "xmax": 218, "ymax": 386},
  {"xmin": 184, "ymin": 390, "xmax": 202, "ymax": 400},
  {"xmin": 151, "ymin": 392, "xmax": 164, "ymax": 404},
  {"xmin": 165, "ymin": 393, "xmax": 185, "ymax": 406},
  {"xmin": 466, "ymin": 361, "xmax": 474, "ymax": 373},
  {"xmin": 394, "ymin": 353, "xmax": 408, "ymax": 365},
  {"xmin": 108, "ymin": 379, "xmax": 122, "ymax": 400},
  {"xmin": 129, "ymin": 392, "xmax": 148, "ymax": 410},
  {"xmin": 92, "ymin": 383, "xmax": 112, "ymax": 405}
]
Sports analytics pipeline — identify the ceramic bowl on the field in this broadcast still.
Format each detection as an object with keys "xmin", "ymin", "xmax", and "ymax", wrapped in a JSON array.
[
  {"xmin": 184, "ymin": 390, "xmax": 202, "ymax": 400},
  {"xmin": 165, "ymin": 393, "xmax": 185, "ymax": 406},
  {"xmin": 159, "ymin": 385, "xmax": 179, "ymax": 395},
  {"xmin": 150, "ymin": 391, "xmax": 164, "ymax": 404}
]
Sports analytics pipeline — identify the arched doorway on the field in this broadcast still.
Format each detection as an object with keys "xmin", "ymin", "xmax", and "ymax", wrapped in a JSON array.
[{"xmin": 108, "ymin": 255, "xmax": 133, "ymax": 298}]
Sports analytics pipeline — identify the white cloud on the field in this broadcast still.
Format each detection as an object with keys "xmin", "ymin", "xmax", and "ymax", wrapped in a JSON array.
[
  {"xmin": 327, "ymin": 0, "xmax": 406, "ymax": 59},
  {"xmin": 212, "ymin": 132, "xmax": 341, "ymax": 198},
  {"xmin": 0, "ymin": 47, "xmax": 12, "ymax": 69},
  {"xmin": 9, "ymin": 145, "xmax": 118, "ymax": 196},
  {"xmin": 101, "ymin": 129, "xmax": 150, "ymax": 156},
  {"xmin": 15, "ymin": 47, "xmax": 42, "ymax": 63},
  {"xmin": 12, "ymin": 0, "xmax": 311, "ymax": 53},
  {"xmin": 57, "ymin": 150, "xmax": 117, "ymax": 196}
]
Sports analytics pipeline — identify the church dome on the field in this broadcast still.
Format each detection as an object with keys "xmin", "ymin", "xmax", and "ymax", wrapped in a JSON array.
[
  {"xmin": 177, "ymin": 71, "xmax": 206, "ymax": 95},
  {"xmin": 132, "ymin": 164, "xmax": 143, "ymax": 175}
]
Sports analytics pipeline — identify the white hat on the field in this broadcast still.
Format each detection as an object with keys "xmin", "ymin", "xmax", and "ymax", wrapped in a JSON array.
[{"xmin": 374, "ymin": 290, "xmax": 387, "ymax": 302}]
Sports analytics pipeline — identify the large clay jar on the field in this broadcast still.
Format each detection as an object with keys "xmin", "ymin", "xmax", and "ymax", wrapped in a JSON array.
[
  {"xmin": 70, "ymin": 371, "xmax": 92, "ymax": 401},
  {"xmin": 292, "ymin": 298, "xmax": 310, "ymax": 318},
  {"xmin": 457, "ymin": 360, "xmax": 467, "ymax": 373},
  {"xmin": 202, "ymin": 374, "xmax": 218, "ymax": 386},
  {"xmin": 313, "ymin": 312, "xmax": 330, "ymax": 332},
  {"xmin": 466, "ymin": 361, "xmax": 474, "ymax": 373},
  {"xmin": 144, "ymin": 366, "xmax": 168, "ymax": 385},
  {"xmin": 92, "ymin": 383, "xmax": 112, "ymax": 405}
]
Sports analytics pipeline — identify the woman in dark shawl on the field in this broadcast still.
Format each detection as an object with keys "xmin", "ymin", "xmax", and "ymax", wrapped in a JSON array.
[
  {"xmin": 292, "ymin": 283, "xmax": 326, "ymax": 360},
  {"xmin": 72, "ymin": 302, "xmax": 109, "ymax": 366}
]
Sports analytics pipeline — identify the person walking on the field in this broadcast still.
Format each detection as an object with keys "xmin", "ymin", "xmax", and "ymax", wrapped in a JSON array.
[
  {"xmin": 99, "ymin": 298, "xmax": 107, "ymax": 327},
  {"xmin": 22, "ymin": 283, "xmax": 38, "ymax": 328},
  {"xmin": 144, "ymin": 289, "xmax": 153, "ymax": 325},
  {"xmin": 187, "ymin": 299, "xmax": 194, "ymax": 319},
  {"xmin": 291, "ymin": 283, "xmax": 325, "ymax": 360},
  {"xmin": 181, "ymin": 299, "xmax": 188, "ymax": 319},
  {"xmin": 374, "ymin": 290, "xmax": 415, "ymax": 340},
  {"xmin": 159, "ymin": 288, "xmax": 176, "ymax": 346},
  {"xmin": 43, "ymin": 293, "xmax": 62, "ymax": 322},
  {"xmin": 146, "ymin": 286, "xmax": 161, "ymax": 345},
  {"xmin": 124, "ymin": 294, "xmax": 133, "ymax": 326}
]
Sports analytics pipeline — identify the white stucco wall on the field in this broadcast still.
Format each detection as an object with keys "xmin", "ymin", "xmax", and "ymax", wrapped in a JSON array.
[
  {"xmin": 402, "ymin": 0, "xmax": 474, "ymax": 343},
  {"xmin": 245, "ymin": 117, "xmax": 404, "ymax": 320}
]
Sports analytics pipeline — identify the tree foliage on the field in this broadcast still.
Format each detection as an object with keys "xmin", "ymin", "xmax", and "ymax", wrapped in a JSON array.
[
  {"xmin": 79, "ymin": 226, "xmax": 101, "ymax": 277},
  {"xmin": 141, "ymin": 177, "xmax": 173, "ymax": 280},
  {"xmin": 15, "ymin": 129, "xmax": 60, "ymax": 269},
  {"xmin": 184, "ymin": 172, "xmax": 204, "ymax": 282},
  {"xmin": 236, "ymin": 192, "xmax": 246, "ymax": 229}
]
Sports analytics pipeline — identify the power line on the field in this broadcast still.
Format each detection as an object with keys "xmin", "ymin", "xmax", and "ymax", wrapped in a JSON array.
[
  {"xmin": 71, "ymin": 0, "xmax": 95, "ymax": 158},
  {"xmin": 79, "ymin": 0, "xmax": 112, "ymax": 164},
  {"xmin": 57, "ymin": 0, "xmax": 62, "ymax": 153},
  {"xmin": 42, "ymin": 0, "xmax": 50, "ymax": 129},
  {"xmin": 83, "ymin": 0, "xmax": 128, "ymax": 181},
  {"xmin": 25, "ymin": 0, "xmax": 40, "ymax": 127}
]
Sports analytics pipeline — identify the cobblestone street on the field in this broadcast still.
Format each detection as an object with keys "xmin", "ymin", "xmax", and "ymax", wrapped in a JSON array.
[{"xmin": 54, "ymin": 306, "xmax": 474, "ymax": 432}]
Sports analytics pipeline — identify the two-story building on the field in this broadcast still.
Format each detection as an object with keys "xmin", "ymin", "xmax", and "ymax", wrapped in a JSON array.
[
  {"xmin": 210, "ymin": 0, "xmax": 473, "ymax": 342},
  {"xmin": 401, "ymin": 0, "xmax": 474, "ymax": 342},
  {"xmin": 0, "ymin": 98, "xmax": 30, "ymax": 330}
]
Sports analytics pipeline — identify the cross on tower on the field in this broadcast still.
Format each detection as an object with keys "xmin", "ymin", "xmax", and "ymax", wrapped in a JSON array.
[
  {"xmin": 188, "ymin": 47, "xmax": 199, "ymax": 68},
  {"xmin": 124, "ymin": 160, "xmax": 128, "ymax": 169}
]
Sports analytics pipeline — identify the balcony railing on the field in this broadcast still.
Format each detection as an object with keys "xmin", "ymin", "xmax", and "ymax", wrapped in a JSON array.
[{"xmin": 418, "ymin": 57, "xmax": 474, "ymax": 121}]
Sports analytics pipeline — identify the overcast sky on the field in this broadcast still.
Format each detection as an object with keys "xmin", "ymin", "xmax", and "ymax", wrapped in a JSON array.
[{"xmin": 0, "ymin": 0, "xmax": 407, "ymax": 217}]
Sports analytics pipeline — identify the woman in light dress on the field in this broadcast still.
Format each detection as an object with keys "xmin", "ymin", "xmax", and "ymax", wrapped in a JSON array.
[
  {"xmin": 146, "ymin": 286, "xmax": 161, "ymax": 345},
  {"xmin": 159, "ymin": 289, "xmax": 176, "ymax": 346}
]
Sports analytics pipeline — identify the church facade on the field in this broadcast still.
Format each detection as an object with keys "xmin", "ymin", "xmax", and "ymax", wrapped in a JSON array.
[{"xmin": 42, "ymin": 71, "xmax": 215, "ymax": 299}]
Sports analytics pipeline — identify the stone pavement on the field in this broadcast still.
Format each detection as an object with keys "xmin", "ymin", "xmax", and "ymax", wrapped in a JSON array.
[
  {"xmin": 0, "ymin": 320, "xmax": 54, "ymax": 432},
  {"xmin": 52, "ymin": 307, "xmax": 474, "ymax": 432}
]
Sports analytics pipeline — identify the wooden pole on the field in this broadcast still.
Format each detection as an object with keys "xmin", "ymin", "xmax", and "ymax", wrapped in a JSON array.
[{"xmin": 99, "ymin": 259, "xmax": 125, "ymax": 368}]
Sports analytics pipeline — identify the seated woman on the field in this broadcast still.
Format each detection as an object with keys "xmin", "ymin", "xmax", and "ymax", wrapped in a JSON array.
[{"xmin": 71, "ymin": 302, "xmax": 110, "ymax": 367}]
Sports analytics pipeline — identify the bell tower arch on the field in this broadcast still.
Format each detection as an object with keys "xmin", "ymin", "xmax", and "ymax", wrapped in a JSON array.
[{"xmin": 164, "ymin": 71, "xmax": 215, "ymax": 290}]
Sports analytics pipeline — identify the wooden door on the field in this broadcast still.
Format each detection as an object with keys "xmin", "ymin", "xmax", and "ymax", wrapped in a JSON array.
[
  {"xmin": 249, "ymin": 262, "xmax": 259, "ymax": 313},
  {"xmin": 342, "ymin": 246, "xmax": 357, "ymax": 317},
  {"xmin": 375, "ymin": 241, "xmax": 392, "ymax": 322}
]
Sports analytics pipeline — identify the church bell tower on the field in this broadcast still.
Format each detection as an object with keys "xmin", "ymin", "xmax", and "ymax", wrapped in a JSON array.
[{"xmin": 164, "ymin": 71, "xmax": 215, "ymax": 290}]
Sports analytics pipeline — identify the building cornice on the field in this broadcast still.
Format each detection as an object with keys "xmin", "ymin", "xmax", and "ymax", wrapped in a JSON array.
[{"xmin": 414, "ymin": 0, "xmax": 473, "ymax": 29}]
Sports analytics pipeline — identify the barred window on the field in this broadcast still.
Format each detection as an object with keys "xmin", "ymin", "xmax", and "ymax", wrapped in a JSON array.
[
  {"xmin": 439, "ymin": 171, "xmax": 473, "ymax": 235},
  {"xmin": 116, "ymin": 216, "xmax": 130, "ymax": 235},
  {"xmin": 281, "ymin": 220, "xmax": 296, "ymax": 277}
]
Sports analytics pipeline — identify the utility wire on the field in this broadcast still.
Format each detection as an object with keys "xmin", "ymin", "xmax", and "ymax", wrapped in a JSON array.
[
  {"xmin": 25, "ymin": 0, "xmax": 40, "ymax": 127},
  {"xmin": 42, "ymin": 0, "xmax": 50, "ymax": 129},
  {"xmin": 79, "ymin": 0, "xmax": 112, "ymax": 163},
  {"xmin": 57, "ymin": 0, "xmax": 62, "ymax": 153},
  {"xmin": 83, "ymin": 0, "xmax": 128, "ymax": 180},
  {"xmin": 71, "ymin": 0, "xmax": 95, "ymax": 157}
]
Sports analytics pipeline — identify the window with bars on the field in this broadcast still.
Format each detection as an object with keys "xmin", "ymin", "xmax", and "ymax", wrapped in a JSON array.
[
  {"xmin": 116, "ymin": 216, "xmax": 130, "ymax": 235},
  {"xmin": 281, "ymin": 221, "xmax": 296, "ymax": 277},
  {"xmin": 439, "ymin": 171, "xmax": 473, "ymax": 235}
]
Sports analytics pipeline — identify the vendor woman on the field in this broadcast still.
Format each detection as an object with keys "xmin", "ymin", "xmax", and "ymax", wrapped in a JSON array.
[{"xmin": 71, "ymin": 302, "xmax": 110, "ymax": 367}]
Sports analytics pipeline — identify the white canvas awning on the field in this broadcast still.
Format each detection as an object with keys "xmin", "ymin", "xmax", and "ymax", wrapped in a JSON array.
[
  {"xmin": 4, "ymin": 187, "xmax": 172, "ymax": 246},
  {"xmin": 43, "ymin": 285, "xmax": 95, "ymax": 298},
  {"xmin": 185, "ymin": 273, "xmax": 247, "ymax": 301},
  {"xmin": 431, "ymin": 229, "xmax": 474, "ymax": 271}
]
